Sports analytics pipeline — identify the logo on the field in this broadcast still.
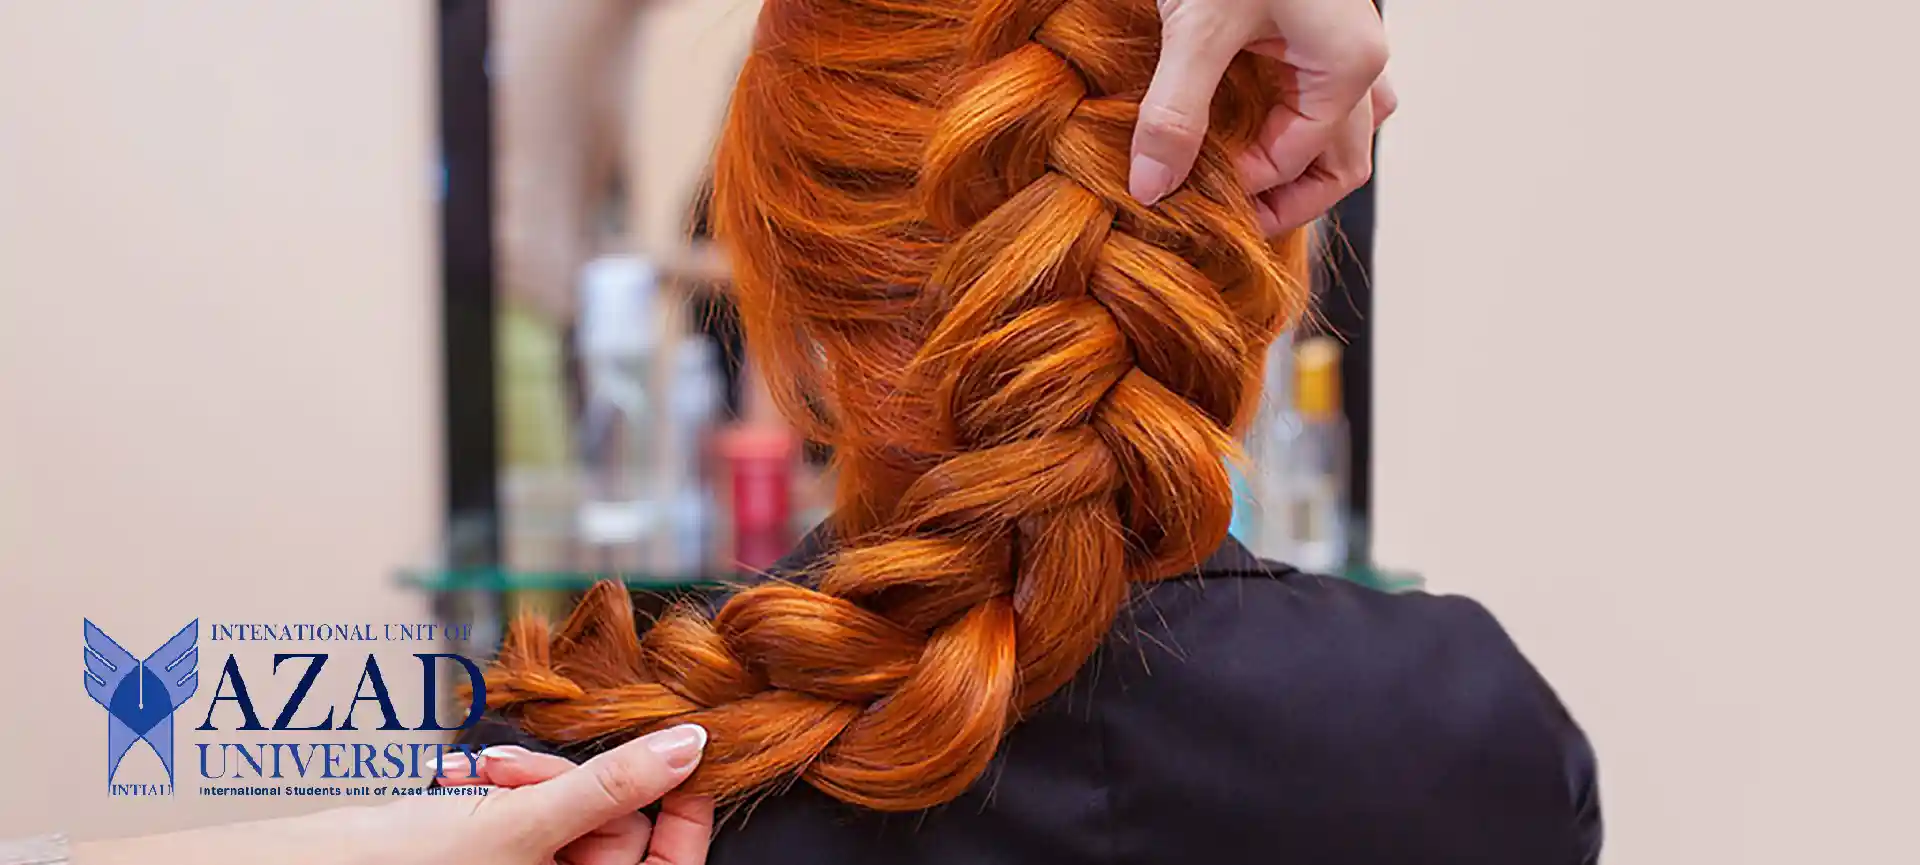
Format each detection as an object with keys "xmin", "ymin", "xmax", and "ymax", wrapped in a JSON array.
[{"xmin": 84, "ymin": 620, "xmax": 200, "ymax": 788}]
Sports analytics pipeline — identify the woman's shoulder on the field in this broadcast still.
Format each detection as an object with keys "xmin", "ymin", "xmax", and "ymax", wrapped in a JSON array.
[
  {"xmin": 1118, "ymin": 559, "xmax": 1583, "ymax": 750},
  {"xmin": 1113, "ymin": 545, "xmax": 1565, "ymax": 731},
  {"xmin": 1126, "ymin": 551, "xmax": 1552, "ymax": 699},
  {"xmin": 1082, "ymin": 551, "xmax": 1603, "ymax": 863}
]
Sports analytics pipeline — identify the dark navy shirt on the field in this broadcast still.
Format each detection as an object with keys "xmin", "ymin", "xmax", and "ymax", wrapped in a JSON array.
[{"xmin": 464, "ymin": 533, "xmax": 1602, "ymax": 864}]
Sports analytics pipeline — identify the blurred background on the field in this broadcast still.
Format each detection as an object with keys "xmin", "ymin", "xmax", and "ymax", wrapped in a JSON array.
[{"xmin": 1, "ymin": 1, "xmax": 1914, "ymax": 862}]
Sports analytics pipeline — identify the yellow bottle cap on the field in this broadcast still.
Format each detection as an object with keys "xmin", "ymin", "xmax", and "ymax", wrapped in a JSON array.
[{"xmin": 1294, "ymin": 337, "xmax": 1343, "ymax": 420}]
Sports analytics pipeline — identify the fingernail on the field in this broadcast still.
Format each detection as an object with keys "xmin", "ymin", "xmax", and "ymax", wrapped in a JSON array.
[
  {"xmin": 643, "ymin": 723, "xmax": 708, "ymax": 773},
  {"xmin": 1129, "ymin": 154, "xmax": 1175, "ymax": 205},
  {"xmin": 426, "ymin": 750, "xmax": 480, "ymax": 779},
  {"xmin": 480, "ymin": 745, "xmax": 526, "ymax": 767}
]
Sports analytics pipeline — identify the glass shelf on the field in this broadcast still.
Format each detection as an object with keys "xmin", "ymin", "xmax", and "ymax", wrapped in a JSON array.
[
  {"xmin": 398, "ymin": 563, "xmax": 1423, "ymax": 595},
  {"xmin": 1335, "ymin": 563, "xmax": 1425, "ymax": 594},
  {"xmin": 397, "ymin": 567, "xmax": 725, "ymax": 593}
]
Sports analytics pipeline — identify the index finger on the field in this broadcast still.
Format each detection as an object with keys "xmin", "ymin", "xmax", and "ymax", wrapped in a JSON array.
[{"xmin": 503, "ymin": 724, "xmax": 707, "ymax": 852}]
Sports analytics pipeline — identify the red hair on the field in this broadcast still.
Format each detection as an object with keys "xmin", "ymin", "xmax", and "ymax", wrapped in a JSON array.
[{"xmin": 484, "ymin": 0, "xmax": 1311, "ymax": 811}]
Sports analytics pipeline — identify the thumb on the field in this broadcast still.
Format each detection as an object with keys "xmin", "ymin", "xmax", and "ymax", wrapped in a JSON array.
[
  {"xmin": 1131, "ymin": 8, "xmax": 1251, "ymax": 204},
  {"xmin": 502, "ymin": 723, "xmax": 708, "ymax": 852}
]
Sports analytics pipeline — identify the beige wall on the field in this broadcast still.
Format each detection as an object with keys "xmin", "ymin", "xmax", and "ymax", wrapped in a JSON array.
[
  {"xmin": 1371, "ymin": 2, "xmax": 1919, "ymax": 863},
  {"xmin": 628, "ymin": 0, "xmax": 760, "ymax": 253},
  {"xmin": 0, "ymin": 0, "xmax": 438, "ymax": 839}
]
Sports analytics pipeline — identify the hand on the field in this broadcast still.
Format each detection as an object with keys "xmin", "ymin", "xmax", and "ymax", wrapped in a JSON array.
[
  {"xmin": 1131, "ymin": 0, "xmax": 1394, "ymax": 234},
  {"xmin": 421, "ymin": 726, "xmax": 714, "ymax": 865},
  {"xmin": 434, "ymin": 739, "xmax": 715, "ymax": 865},
  {"xmin": 74, "ymin": 724, "xmax": 714, "ymax": 865}
]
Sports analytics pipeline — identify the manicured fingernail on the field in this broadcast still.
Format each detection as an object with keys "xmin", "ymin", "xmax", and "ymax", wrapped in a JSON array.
[
  {"xmin": 427, "ymin": 750, "xmax": 480, "ymax": 779},
  {"xmin": 643, "ymin": 724, "xmax": 708, "ymax": 773},
  {"xmin": 1130, "ymin": 154, "xmax": 1175, "ymax": 205},
  {"xmin": 480, "ymin": 745, "xmax": 526, "ymax": 767}
]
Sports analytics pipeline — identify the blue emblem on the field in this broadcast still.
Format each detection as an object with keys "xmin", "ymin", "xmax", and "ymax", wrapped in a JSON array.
[{"xmin": 83, "ymin": 620, "xmax": 199, "ymax": 785}]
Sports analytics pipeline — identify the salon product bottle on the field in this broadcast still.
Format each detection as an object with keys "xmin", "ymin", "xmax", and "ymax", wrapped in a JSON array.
[
  {"xmin": 1242, "ymin": 333, "xmax": 1299, "ymax": 561},
  {"xmin": 1229, "ymin": 460, "xmax": 1257, "ymax": 542},
  {"xmin": 573, "ymin": 256, "xmax": 661, "ymax": 572},
  {"xmin": 718, "ymin": 359, "xmax": 798, "ymax": 573},
  {"xmin": 653, "ymin": 338, "xmax": 723, "ymax": 577},
  {"xmin": 719, "ymin": 427, "xmax": 796, "ymax": 574},
  {"xmin": 1285, "ymin": 337, "xmax": 1350, "ymax": 573}
]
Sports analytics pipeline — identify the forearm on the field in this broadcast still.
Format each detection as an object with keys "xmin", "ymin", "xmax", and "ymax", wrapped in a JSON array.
[
  {"xmin": 0, "ymin": 835, "xmax": 68, "ymax": 865},
  {"xmin": 59, "ymin": 810, "xmax": 361, "ymax": 865}
]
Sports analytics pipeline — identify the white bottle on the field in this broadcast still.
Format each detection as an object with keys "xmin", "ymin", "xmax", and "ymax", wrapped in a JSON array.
[
  {"xmin": 653, "ymin": 339, "xmax": 722, "ymax": 576},
  {"xmin": 1244, "ymin": 333, "xmax": 1300, "ymax": 561},
  {"xmin": 574, "ymin": 256, "xmax": 661, "ymax": 568}
]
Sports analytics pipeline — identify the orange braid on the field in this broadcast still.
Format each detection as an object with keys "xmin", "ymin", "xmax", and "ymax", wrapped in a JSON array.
[{"xmin": 483, "ymin": 0, "xmax": 1312, "ymax": 811}]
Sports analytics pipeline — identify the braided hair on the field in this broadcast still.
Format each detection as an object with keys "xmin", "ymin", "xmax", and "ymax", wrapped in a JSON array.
[{"xmin": 483, "ymin": 0, "xmax": 1311, "ymax": 811}]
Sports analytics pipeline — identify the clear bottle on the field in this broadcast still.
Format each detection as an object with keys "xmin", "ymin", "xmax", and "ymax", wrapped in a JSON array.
[
  {"xmin": 573, "ymin": 256, "xmax": 661, "ymax": 572},
  {"xmin": 1243, "ymin": 333, "xmax": 1298, "ymax": 560},
  {"xmin": 1285, "ymin": 337, "xmax": 1350, "ymax": 573},
  {"xmin": 652, "ymin": 338, "xmax": 722, "ymax": 577}
]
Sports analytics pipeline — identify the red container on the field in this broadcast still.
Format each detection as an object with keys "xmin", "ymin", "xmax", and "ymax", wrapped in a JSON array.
[{"xmin": 719, "ymin": 427, "xmax": 797, "ymax": 573}]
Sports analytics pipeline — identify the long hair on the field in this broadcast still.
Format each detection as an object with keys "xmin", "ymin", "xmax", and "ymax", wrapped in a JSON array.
[{"xmin": 483, "ymin": 0, "xmax": 1311, "ymax": 811}]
